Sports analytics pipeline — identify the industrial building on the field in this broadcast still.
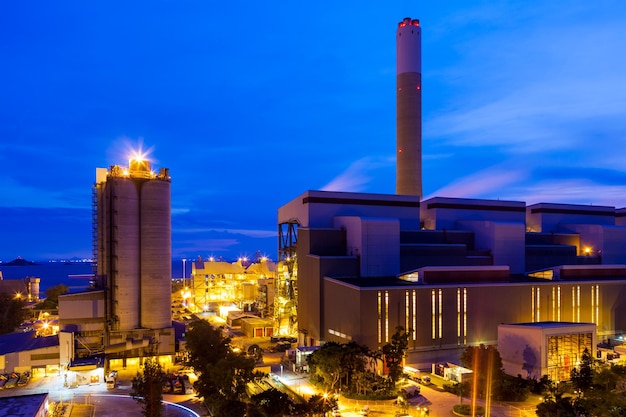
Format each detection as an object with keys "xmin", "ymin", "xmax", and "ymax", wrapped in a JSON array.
[
  {"xmin": 58, "ymin": 154, "xmax": 175, "ymax": 373},
  {"xmin": 274, "ymin": 17, "xmax": 626, "ymax": 378},
  {"xmin": 0, "ymin": 274, "xmax": 40, "ymax": 302},
  {"xmin": 498, "ymin": 322, "xmax": 596, "ymax": 382},
  {"xmin": 278, "ymin": 191, "xmax": 626, "ymax": 371},
  {"xmin": 187, "ymin": 257, "xmax": 275, "ymax": 316},
  {"xmin": 0, "ymin": 393, "xmax": 49, "ymax": 417}
]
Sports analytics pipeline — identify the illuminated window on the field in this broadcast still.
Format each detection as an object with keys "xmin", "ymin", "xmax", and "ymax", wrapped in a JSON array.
[
  {"xmin": 385, "ymin": 291, "xmax": 389, "ymax": 343},
  {"xmin": 438, "ymin": 289, "xmax": 443, "ymax": 339},
  {"xmin": 463, "ymin": 288, "xmax": 467, "ymax": 345},
  {"xmin": 405, "ymin": 291, "xmax": 410, "ymax": 332},
  {"xmin": 431, "ymin": 290, "xmax": 436, "ymax": 340},
  {"xmin": 412, "ymin": 290, "xmax": 416, "ymax": 341},
  {"xmin": 596, "ymin": 285, "xmax": 600, "ymax": 324},
  {"xmin": 557, "ymin": 286, "xmax": 561, "ymax": 321},
  {"xmin": 457, "ymin": 288, "xmax": 461, "ymax": 344},
  {"xmin": 377, "ymin": 292, "xmax": 382, "ymax": 344},
  {"xmin": 530, "ymin": 287, "xmax": 536, "ymax": 323}
]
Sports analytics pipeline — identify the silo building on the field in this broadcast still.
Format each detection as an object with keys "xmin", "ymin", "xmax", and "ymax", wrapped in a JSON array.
[{"xmin": 59, "ymin": 155, "xmax": 175, "ymax": 372}]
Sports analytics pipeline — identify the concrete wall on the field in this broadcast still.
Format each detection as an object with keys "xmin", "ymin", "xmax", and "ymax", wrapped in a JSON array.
[
  {"xmin": 334, "ymin": 216, "xmax": 400, "ymax": 277},
  {"xmin": 527, "ymin": 203, "xmax": 616, "ymax": 232},
  {"xmin": 421, "ymin": 197, "xmax": 526, "ymax": 231},
  {"xmin": 278, "ymin": 190, "xmax": 420, "ymax": 229},
  {"xmin": 459, "ymin": 220, "xmax": 526, "ymax": 274}
]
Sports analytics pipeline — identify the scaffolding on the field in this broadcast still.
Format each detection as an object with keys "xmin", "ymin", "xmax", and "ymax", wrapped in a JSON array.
[{"xmin": 274, "ymin": 220, "xmax": 299, "ymax": 338}]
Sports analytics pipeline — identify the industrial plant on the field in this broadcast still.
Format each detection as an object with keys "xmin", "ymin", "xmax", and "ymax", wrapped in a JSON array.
[
  {"xmin": 55, "ymin": 154, "xmax": 176, "ymax": 383},
  {"xmin": 0, "ymin": 16, "xmax": 625, "ymax": 394}
]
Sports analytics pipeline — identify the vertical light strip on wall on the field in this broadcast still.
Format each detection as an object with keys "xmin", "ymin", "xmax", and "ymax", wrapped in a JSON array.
[
  {"xmin": 412, "ymin": 290, "xmax": 416, "ymax": 341},
  {"xmin": 557, "ymin": 286, "xmax": 561, "ymax": 322},
  {"xmin": 595, "ymin": 285, "xmax": 599, "ymax": 325},
  {"xmin": 457, "ymin": 288, "xmax": 461, "ymax": 344},
  {"xmin": 536, "ymin": 287, "xmax": 541, "ymax": 322},
  {"xmin": 577, "ymin": 286, "xmax": 580, "ymax": 322},
  {"xmin": 431, "ymin": 290, "xmax": 436, "ymax": 341},
  {"xmin": 572, "ymin": 287, "xmax": 576, "ymax": 322},
  {"xmin": 377, "ymin": 291, "xmax": 382, "ymax": 344},
  {"xmin": 531, "ymin": 287, "xmax": 535, "ymax": 322},
  {"xmin": 463, "ymin": 288, "xmax": 467, "ymax": 345},
  {"xmin": 405, "ymin": 291, "xmax": 410, "ymax": 332},
  {"xmin": 385, "ymin": 291, "xmax": 389, "ymax": 342},
  {"xmin": 438, "ymin": 289, "xmax": 443, "ymax": 339},
  {"xmin": 552, "ymin": 287, "xmax": 556, "ymax": 321},
  {"xmin": 591, "ymin": 286, "xmax": 595, "ymax": 324}
]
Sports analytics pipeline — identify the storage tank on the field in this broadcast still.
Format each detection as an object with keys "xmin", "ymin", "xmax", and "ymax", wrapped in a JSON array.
[
  {"xmin": 140, "ymin": 178, "xmax": 172, "ymax": 329},
  {"xmin": 95, "ymin": 158, "xmax": 172, "ymax": 332},
  {"xmin": 109, "ymin": 178, "xmax": 141, "ymax": 330}
]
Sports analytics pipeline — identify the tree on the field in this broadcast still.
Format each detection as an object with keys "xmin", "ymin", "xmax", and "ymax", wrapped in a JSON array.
[
  {"xmin": 250, "ymin": 388, "xmax": 295, "ymax": 417},
  {"xmin": 571, "ymin": 348, "xmax": 594, "ymax": 394},
  {"xmin": 382, "ymin": 326, "xmax": 411, "ymax": 384},
  {"xmin": 536, "ymin": 392, "xmax": 576, "ymax": 417},
  {"xmin": 185, "ymin": 320, "xmax": 261, "ymax": 414},
  {"xmin": 35, "ymin": 284, "xmax": 69, "ymax": 310},
  {"xmin": 130, "ymin": 359, "xmax": 164, "ymax": 417},
  {"xmin": 308, "ymin": 342, "xmax": 344, "ymax": 391},
  {"xmin": 0, "ymin": 293, "xmax": 27, "ymax": 335}
]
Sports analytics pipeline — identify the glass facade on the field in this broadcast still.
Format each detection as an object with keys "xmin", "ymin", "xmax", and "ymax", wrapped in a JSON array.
[{"xmin": 547, "ymin": 332, "xmax": 592, "ymax": 382}]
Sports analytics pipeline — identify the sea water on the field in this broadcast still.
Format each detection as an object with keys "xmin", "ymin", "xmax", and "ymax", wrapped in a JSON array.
[{"xmin": 0, "ymin": 260, "xmax": 191, "ymax": 294}]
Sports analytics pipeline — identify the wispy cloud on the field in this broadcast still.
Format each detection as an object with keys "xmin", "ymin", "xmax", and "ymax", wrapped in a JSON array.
[
  {"xmin": 322, "ymin": 156, "xmax": 394, "ymax": 192},
  {"xmin": 427, "ymin": 162, "xmax": 529, "ymax": 200},
  {"xmin": 174, "ymin": 227, "xmax": 276, "ymax": 239},
  {"xmin": 426, "ymin": 2, "xmax": 626, "ymax": 155}
]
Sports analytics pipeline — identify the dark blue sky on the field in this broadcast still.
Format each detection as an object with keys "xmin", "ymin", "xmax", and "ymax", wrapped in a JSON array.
[{"xmin": 2, "ymin": 1, "xmax": 626, "ymax": 262}]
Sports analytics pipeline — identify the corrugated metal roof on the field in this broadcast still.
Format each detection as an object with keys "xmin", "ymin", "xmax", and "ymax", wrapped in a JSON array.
[{"xmin": 0, "ymin": 331, "xmax": 58, "ymax": 355}]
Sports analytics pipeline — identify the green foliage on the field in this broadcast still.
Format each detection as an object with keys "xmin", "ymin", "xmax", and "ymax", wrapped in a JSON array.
[
  {"xmin": 535, "ymin": 364, "xmax": 626, "ymax": 417},
  {"xmin": 184, "ymin": 320, "xmax": 261, "ymax": 410},
  {"xmin": 0, "ymin": 293, "xmax": 27, "ymax": 335},
  {"xmin": 453, "ymin": 404, "xmax": 485, "ymax": 416},
  {"xmin": 459, "ymin": 344, "xmax": 515, "ymax": 401},
  {"xmin": 308, "ymin": 342, "xmax": 344, "ymax": 391},
  {"xmin": 35, "ymin": 284, "xmax": 69, "ymax": 310},
  {"xmin": 536, "ymin": 392, "xmax": 576, "ymax": 417},
  {"xmin": 307, "ymin": 340, "xmax": 395, "ymax": 399},
  {"xmin": 529, "ymin": 375, "xmax": 552, "ymax": 395},
  {"xmin": 250, "ymin": 388, "xmax": 296, "ymax": 417},
  {"xmin": 382, "ymin": 326, "xmax": 411, "ymax": 384},
  {"xmin": 570, "ymin": 348, "xmax": 594, "ymax": 393},
  {"xmin": 130, "ymin": 359, "xmax": 164, "ymax": 417}
]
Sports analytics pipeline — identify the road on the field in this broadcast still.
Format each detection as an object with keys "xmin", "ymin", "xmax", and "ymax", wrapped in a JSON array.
[{"xmin": 0, "ymin": 371, "xmax": 207, "ymax": 417}]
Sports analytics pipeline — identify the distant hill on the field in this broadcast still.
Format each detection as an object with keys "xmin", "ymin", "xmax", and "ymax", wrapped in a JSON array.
[{"xmin": 2, "ymin": 257, "xmax": 37, "ymax": 266}]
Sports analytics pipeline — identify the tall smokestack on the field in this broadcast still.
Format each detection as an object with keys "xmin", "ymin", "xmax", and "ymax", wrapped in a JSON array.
[{"xmin": 396, "ymin": 17, "xmax": 422, "ymax": 197}]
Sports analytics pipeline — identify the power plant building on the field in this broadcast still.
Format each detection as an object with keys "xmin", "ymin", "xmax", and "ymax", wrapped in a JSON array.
[
  {"xmin": 59, "ymin": 155, "xmax": 175, "ymax": 370},
  {"xmin": 278, "ymin": 191, "xmax": 626, "ymax": 370},
  {"xmin": 275, "ymin": 17, "xmax": 626, "ymax": 375}
]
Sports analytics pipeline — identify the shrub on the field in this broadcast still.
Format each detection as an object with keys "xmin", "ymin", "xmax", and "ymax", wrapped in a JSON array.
[{"xmin": 453, "ymin": 404, "xmax": 485, "ymax": 416}]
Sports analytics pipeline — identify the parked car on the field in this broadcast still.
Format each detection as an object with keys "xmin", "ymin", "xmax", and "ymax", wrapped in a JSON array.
[
  {"xmin": 5, "ymin": 373, "xmax": 19, "ymax": 389},
  {"xmin": 275, "ymin": 341, "xmax": 291, "ymax": 352},
  {"xmin": 17, "ymin": 371, "xmax": 30, "ymax": 387}
]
